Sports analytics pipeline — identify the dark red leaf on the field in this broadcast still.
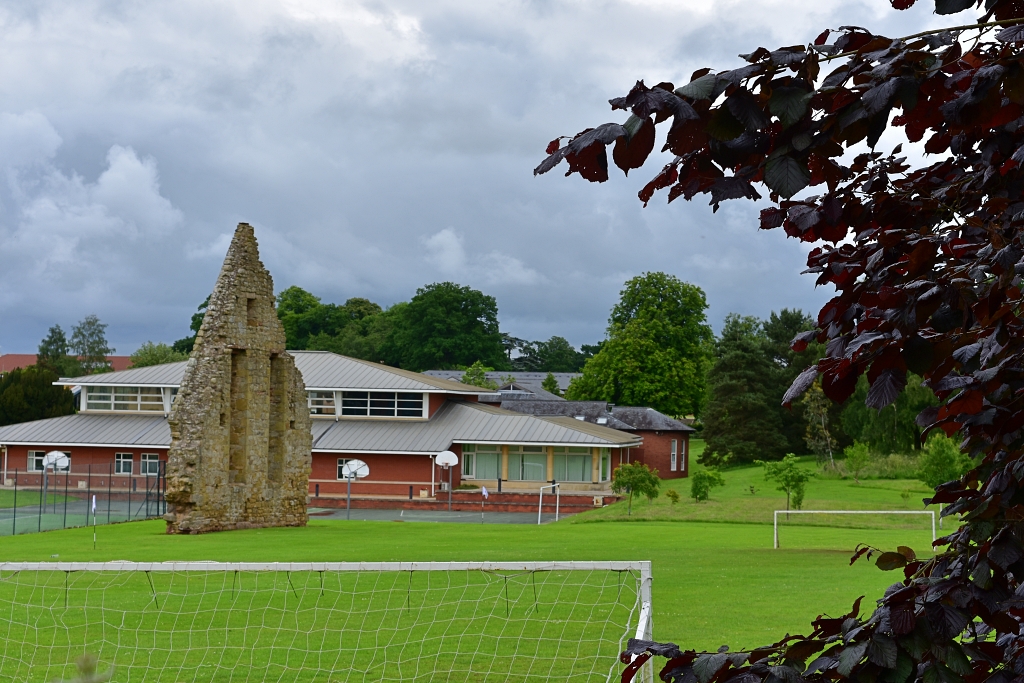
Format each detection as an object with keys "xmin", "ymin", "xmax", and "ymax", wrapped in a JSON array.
[
  {"xmin": 997, "ymin": 24, "xmax": 1024, "ymax": 43},
  {"xmin": 760, "ymin": 207, "xmax": 786, "ymax": 229},
  {"xmin": 783, "ymin": 366, "xmax": 819, "ymax": 407},
  {"xmin": 876, "ymin": 552, "xmax": 908, "ymax": 571},
  {"xmin": 545, "ymin": 138, "xmax": 562, "ymax": 155},
  {"xmin": 814, "ymin": 29, "xmax": 830, "ymax": 45},
  {"xmin": 613, "ymin": 117, "xmax": 656, "ymax": 176},
  {"xmin": 890, "ymin": 0, "xmax": 917, "ymax": 7}
]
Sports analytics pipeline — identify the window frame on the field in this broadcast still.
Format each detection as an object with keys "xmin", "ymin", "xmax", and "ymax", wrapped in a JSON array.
[
  {"xmin": 337, "ymin": 391, "xmax": 424, "ymax": 419},
  {"xmin": 336, "ymin": 458, "xmax": 352, "ymax": 480},
  {"xmin": 114, "ymin": 452, "xmax": 134, "ymax": 475},
  {"xmin": 670, "ymin": 439, "xmax": 678, "ymax": 472},
  {"xmin": 140, "ymin": 453, "xmax": 161, "ymax": 476}
]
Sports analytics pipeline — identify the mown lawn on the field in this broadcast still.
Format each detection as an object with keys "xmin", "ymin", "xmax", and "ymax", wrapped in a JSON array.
[
  {"xmin": 2, "ymin": 516, "xmax": 931, "ymax": 651},
  {"xmin": 575, "ymin": 441, "xmax": 941, "ymax": 531}
]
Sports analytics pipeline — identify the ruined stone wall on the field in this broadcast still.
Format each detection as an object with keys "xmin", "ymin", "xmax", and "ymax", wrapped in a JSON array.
[{"xmin": 164, "ymin": 223, "xmax": 312, "ymax": 534}]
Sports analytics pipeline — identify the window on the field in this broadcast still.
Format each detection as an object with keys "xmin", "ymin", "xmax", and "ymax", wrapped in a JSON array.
[
  {"xmin": 336, "ymin": 458, "xmax": 351, "ymax": 480},
  {"xmin": 600, "ymin": 448, "xmax": 611, "ymax": 482},
  {"xmin": 140, "ymin": 453, "xmax": 161, "ymax": 476},
  {"xmin": 461, "ymin": 444, "xmax": 499, "ymax": 479},
  {"xmin": 28, "ymin": 451, "xmax": 70, "ymax": 472},
  {"xmin": 508, "ymin": 446, "xmax": 546, "ymax": 482},
  {"xmin": 670, "ymin": 439, "xmax": 678, "ymax": 472},
  {"xmin": 308, "ymin": 391, "xmax": 336, "ymax": 416},
  {"xmin": 115, "ymin": 453, "xmax": 133, "ymax": 475},
  {"xmin": 340, "ymin": 392, "xmax": 423, "ymax": 418},
  {"xmin": 86, "ymin": 386, "xmax": 165, "ymax": 412},
  {"xmin": 28, "ymin": 451, "xmax": 45, "ymax": 472},
  {"xmin": 553, "ymin": 446, "xmax": 592, "ymax": 482}
]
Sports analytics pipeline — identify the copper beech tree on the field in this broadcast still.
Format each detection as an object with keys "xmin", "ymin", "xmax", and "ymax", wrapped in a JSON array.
[{"xmin": 536, "ymin": 0, "xmax": 1024, "ymax": 682}]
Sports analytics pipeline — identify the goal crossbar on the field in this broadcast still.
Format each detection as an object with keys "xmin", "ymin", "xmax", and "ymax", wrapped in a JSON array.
[
  {"xmin": 0, "ymin": 560, "xmax": 648, "ymax": 572},
  {"xmin": 773, "ymin": 510, "xmax": 936, "ymax": 548}
]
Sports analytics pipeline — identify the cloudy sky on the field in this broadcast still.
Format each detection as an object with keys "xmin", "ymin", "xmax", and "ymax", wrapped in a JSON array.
[{"xmin": 0, "ymin": 0, "xmax": 955, "ymax": 354}]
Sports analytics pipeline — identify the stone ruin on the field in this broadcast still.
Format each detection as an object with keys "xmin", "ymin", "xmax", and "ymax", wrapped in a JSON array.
[{"xmin": 164, "ymin": 223, "xmax": 312, "ymax": 534}]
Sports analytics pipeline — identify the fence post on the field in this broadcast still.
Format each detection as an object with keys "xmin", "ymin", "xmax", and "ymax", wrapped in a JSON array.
[
  {"xmin": 86, "ymin": 464, "xmax": 91, "ymax": 532},
  {"xmin": 12, "ymin": 468, "xmax": 17, "ymax": 535},
  {"xmin": 37, "ymin": 466, "xmax": 43, "ymax": 532},
  {"xmin": 63, "ymin": 466, "xmax": 68, "ymax": 529},
  {"xmin": 107, "ymin": 463, "xmax": 112, "ymax": 524}
]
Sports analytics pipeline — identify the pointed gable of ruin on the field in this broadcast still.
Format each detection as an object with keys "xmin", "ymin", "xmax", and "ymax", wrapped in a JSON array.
[{"xmin": 164, "ymin": 222, "xmax": 312, "ymax": 534}]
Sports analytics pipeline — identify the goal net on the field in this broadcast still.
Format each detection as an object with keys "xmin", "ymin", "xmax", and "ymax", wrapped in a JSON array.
[{"xmin": 0, "ymin": 561, "xmax": 652, "ymax": 683}]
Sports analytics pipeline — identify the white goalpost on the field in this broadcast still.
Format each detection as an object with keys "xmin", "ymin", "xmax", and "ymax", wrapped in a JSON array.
[
  {"xmin": 773, "ymin": 510, "xmax": 936, "ymax": 548},
  {"xmin": 0, "ymin": 561, "xmax": 652, "ymax": 683}
]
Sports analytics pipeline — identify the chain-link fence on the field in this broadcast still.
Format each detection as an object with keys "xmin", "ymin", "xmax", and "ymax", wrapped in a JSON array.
[{"xmin": 0, "ymin": 461, "xmax": 165, "ymax": 536}]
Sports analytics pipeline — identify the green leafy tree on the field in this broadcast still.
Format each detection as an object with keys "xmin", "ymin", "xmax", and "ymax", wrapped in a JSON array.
[
  {"xmin": 70, "ymin": 315, "xmax": 113, "ymax": 374},
  {"xmin": 566, "ymin": 272, "xmax": 712, "ymax": 417},
  {"xmin": 461, "ymin": 361, "xmax": 498, "ymax": 390},
  {"xmin": 172, "ymin": 297, "xmax": 209, "ymax": 354},
  {"xmin": 386, "ymin": 282, "xmax": 507, "ymax": 371},
  {"xmin": 37, "ymin": 324, "xmax": 82, "ymax": 377},
  {"xmin": 130, "ymin": 342, "xmax": 188, "ymax": 368},
  {"xmin": 701, "ymin": 315, "xmax": 788, "ymax": 467},
  {"xmin": 541, "ymin": 372, "xmax": 561, "ymax": 396},
  {"xmin": 918, "ymin": 433, "xmax": 972, "ymax": 490},
  {"xmin": 801, "ymin": 380, "xmax": 838, "ymax": 468},
  {"xmin": 610, "ymin": 462, "xmax": 660, "ymax": 516},
  {"xmin": 513, "ymin": 336, "xmax": 586, "ymax": 372},
  {"xmin": 841, "ymin": 374, "xmax": 937, "ymax": 455},
  {"xmin": 843, "ymin": 442, "xmax": 872, "ymax": 484},
  {"xmin": 762, "ymin": 309, "xmax": 822, "ymax": 453},
  {"xmin": 757, "ymin": 454, "xmax": 810, "ymax": 511},
  {"xmin": 308, "ymin": 302, "xmax": 406, "ymax": 362},
  {"xmin": 0, "ymin": 365, "xmax": 75, "ymax": 426},
  {"xmin": 690, "ymin": 469, "xmax": 725, "ymax": 502}
]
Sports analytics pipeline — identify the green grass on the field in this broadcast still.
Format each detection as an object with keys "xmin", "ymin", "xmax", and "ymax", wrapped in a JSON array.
[
  {"xmin": 3, "ymin": 518, "xmax": 929, "ymax": 652},
  {"xmin": 578, "ymin": 444, "xmax": 939, "ymax": 529},
  {"xmin": 0, "ymin": 452, "xmax": 941, "ymax": 681},
  {"xmin": 0, "ymin": 489, "xmax": 69, "ymax": 509}
]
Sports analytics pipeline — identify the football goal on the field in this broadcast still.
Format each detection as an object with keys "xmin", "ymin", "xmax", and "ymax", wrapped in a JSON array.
[
  {"xmin": 0, "ymin": 561, "xmax": 652, "ymax": 683},
  {"xmin": 773, "ymin": 510, "xmax": 936, "ymax": 548}
]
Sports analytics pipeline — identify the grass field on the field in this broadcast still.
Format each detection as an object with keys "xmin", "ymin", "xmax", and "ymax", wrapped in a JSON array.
[{"xmin": 0, "ymin": 443, "xmax": 942, "ymax": 682}]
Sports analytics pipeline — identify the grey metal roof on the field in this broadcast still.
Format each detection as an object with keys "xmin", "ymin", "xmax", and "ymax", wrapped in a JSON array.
[
  {"xmin": 496, "ymin": 400, "xmax": 694, "ymax": 433},
  {"xmin": 0, "ymin": 414, "xmax": 170, "ymax": 447},
  {"xmin": 610, "ymin": 406, "xmax": 694, "ymax": 432},
  {"xmin": 56, "ymin": 352, "xmax": 496, "ymax": 394},
  {"xmin": 422, "ymin": 370, "xmax": 580, "ymax": 392},
  {"xmin": 0, "ymin": 401, "xmax": 639, "ymax": 452},
  {"xmin": 311, "ymin": 401, "xmax": 640, "ymax": 453},
  {"xmin": 58, "ymin": 361, "xmax": 189, "ymax": 387}
]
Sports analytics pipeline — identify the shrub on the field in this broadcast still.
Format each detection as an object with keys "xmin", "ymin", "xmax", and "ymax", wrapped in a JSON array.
[
  {"xmin": 665, "ymin": 489, "xmax": 680, "ymax": 505},
  {"xmin": 757, "ymin": 454, "xmax": 811, "ymax": 510},
  {"xmin": 918, "ymin": 433, "xmax": 972, "ymax": 490},
  {"xmin": 690, "ymin": 470, "xmax": 724, "ymax": 503},
  {"xmin": 843, "ymin": 442, "xmax": 871, "ymax": 484},
  {"xmin": 611, "ymin": 462, "xmax": 660, "ymax": 515}
]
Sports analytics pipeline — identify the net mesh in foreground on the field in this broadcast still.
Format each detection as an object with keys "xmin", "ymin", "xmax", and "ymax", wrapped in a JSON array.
[{"xmin": 0, "ymin": 561, "xmax": 652, "ymax": 683}]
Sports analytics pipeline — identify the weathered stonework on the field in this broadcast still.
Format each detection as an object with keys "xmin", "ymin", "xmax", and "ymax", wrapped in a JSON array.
[{"xmin": 164, "ymin": 223, "xmax": 312, "ymax": 534}]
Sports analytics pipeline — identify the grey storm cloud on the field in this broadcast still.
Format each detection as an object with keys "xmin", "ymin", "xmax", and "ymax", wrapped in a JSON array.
[{"xmin": 0, "ymin": 0, "xmax": 954, "ymax": 354}]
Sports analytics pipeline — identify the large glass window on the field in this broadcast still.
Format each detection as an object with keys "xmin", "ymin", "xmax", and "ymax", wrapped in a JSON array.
[
  {"xmin": 86, "ymin": 386, "xmax": 164, "ymax": 411},
  {"xmin": 461, "ymin": 444, "xmax": 499, "ymax": 479},
  {"xmin": 553, "ymin": 446, "xmax": 592, "ymax": 482},
  {"xmin": 670, "ymin": 440, "xmax": 678, "ymax": 471},
  {"xmin": 141, "ymin": 453, "xmax": 161, "ymax": 476},
  {"xmin": 115, "ymin": 453, "xmax": 133, "ymax": 475},
  {"xmin": 508, "ymin": 446, "xmax": 546, "ymax": 481},
  {"xmin": 309, "ymin": 391, "xmax": 336, "ymax": 416},
  {"xmin": 340, "ymin": 392, "xmax": 423, "ymax": 418},
  {"xmin": 600, "ymin": 448, "xmax": 611, "ymax": 482}
]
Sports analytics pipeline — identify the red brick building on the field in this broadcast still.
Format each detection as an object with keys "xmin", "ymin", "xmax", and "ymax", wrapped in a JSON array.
[{"xmin": 0, "ymin": 352, "xmax": 642, "ymax": 503}]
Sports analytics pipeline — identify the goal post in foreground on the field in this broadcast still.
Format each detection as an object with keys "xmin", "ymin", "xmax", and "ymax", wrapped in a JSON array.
[
  {"xmin": 773, "ymin": 510, "xmax": 936, "ymax": 549},
  {"xmin": 0, "ymin": 561, "xmax": 652, "ymax": 683}
]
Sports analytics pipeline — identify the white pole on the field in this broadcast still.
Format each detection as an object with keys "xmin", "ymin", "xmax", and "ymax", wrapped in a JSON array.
[
  {"xmin": 91, "ymin": 495, "xmax": 96, "ymax": 550},
  {"xmin": 930, "ymin": 511, "xmax": 935, "ymax": 543},
  {"xmin": 555, "ymin": 484, "xmax": 560, "ymax": 523},
  {"xmin": 774, "ymin": 510, "xmax": 779, "ymax": 549},
  {"xmin": 430, "ymin": 455, "xmax": 435, "ymax": 498},
  {"xmin": 538, "ymin": 487, "xmax": 544, "ymax": 525},
  {"xmin": 346, "ymin": 473, "xmax": 352, "ymax": 520}
]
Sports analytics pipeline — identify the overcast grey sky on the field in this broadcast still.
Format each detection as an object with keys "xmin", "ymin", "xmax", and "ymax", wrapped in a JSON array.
[{"xmin": 0, "ymin": 0, "xmax": 955, "ymax": 354}]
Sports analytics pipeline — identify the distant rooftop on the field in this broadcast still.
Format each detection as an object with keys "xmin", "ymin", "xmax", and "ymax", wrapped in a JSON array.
[{"xmin": 422, "ymin": 370, "xmax": 580, "ymax": 394}]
